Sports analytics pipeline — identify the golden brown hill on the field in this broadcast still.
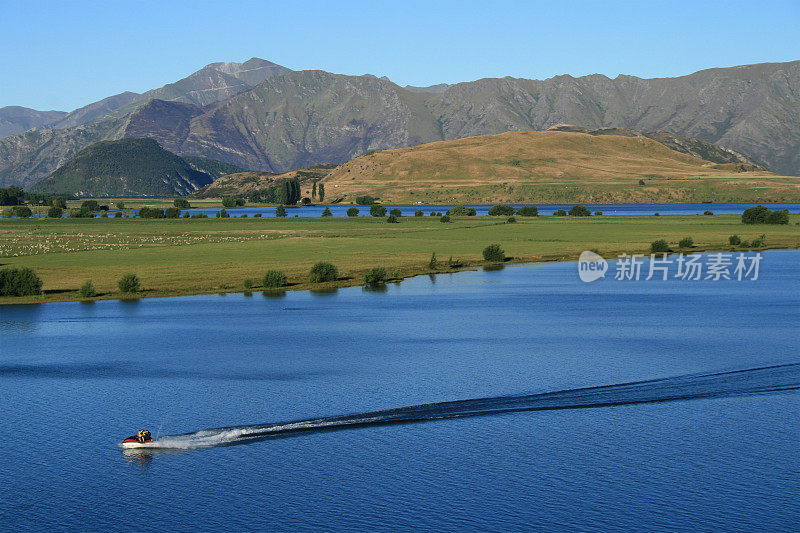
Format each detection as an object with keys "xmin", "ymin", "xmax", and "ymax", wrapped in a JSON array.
[
  {"xmin": 321, "ymin": 131, "xmax": 800, "ymax": 204},
  {"xmin": 193, "ymin": 164, "xmax": 336, "ymax": 199}
]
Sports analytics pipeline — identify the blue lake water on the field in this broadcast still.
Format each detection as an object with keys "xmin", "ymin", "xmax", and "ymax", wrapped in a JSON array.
[
  {"xmin": 1, "ymin": 251, "xmax": 799, "ymax": 531},
  {"xmin": 31, "ymin": 202, "xmax": 800, "ymax": 218}
]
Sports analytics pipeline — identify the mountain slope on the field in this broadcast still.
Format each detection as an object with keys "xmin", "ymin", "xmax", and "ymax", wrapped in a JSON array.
[
  {"xmin": 320, "ymin": 130, "xmax": 800, "ymax": 203},
  {"xmin": 0, "ymin": 106, "xmax": 67, "ymax": 137},
  {"xmin": 31, "ymin": 138, "xmax": 218, "ymax": 196}
]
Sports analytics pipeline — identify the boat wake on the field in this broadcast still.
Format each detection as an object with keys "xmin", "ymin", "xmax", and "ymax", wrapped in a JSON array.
[{"xmin": 126, "ymin": 363, "xmax": 800, "ymax": 452}]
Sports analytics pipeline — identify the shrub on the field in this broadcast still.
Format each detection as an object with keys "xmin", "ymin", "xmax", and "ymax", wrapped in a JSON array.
[
  {"xmin": 115, "ymin": 202, "xmax": 125, "ymax": 210},
  {"xmin": 117, "ymin": 273, "xmax": 140, "ymax": 293},
  {"xmin": 767, "ymin": 209, "xmax": 790, "ymax": 225},
  {"xmin": 164, "ymin": 207, "xmax": 181, "ymax": 218},
  {"xmin": 301, "ymin": 197, "xmax": 312, "ymax": 205},
  {"xmin": 139, "ymin": 207, "xmax": 164, "ymax": 219},
  {"xmin": 595, "ymin": 211, "xmax": 603, "ymax": 216},
  {"xmin": 440, "ymin": 215, "xmax": 451, "ymax": 223},
  {"xmin": 0, "ymin": 267, "xmax": 43, "ymax": 296},
  {"xmin": 429, "ymin": 211, "xmax": 438, "ymax": 217},
  {"xmin": 309, "ymin": 262, "xmax": 338, "ymax": 283},
  {"xmin": 243, "ymin": 278, "xmax": 254, "ymax": 289},
  {"xmin": 387, "ymin": 214, "xmax": 400, "ymax": 223},
  {"xmin": 447, "ymin": 205, "xmax": 477, "ymax": 216},
  {"xmin": 51, "ymin": 197, "xmax": 67, "ymax": 209},
  {"xmin": 740, "ymin": 240, "xmax": 751, "ymax": 248},
  {"xmin": 100, "ymin": 212, "xmax": 108, "ymax": 218},
  {"xmin": 751, "ymin": 234, "xmax": 766, "ymax": 247},
  {"xmin": 346, "ymin": 207, "xmax": 359, "ymax": 217},
  {"xmin": 222, "ymin": 197, "xmax": 237, "ymax": 208},
  {"xmin": 654, "ymin": 212, "xmax": 660, "ymax": 216},
  {"xmin": 414, "ymin": 209, "xmax": 424, "ymax": 217},
  {"xmin": 488, "ymin": 204, "xmax": 515, "ymax": 216},
  {"xmin": 253, "ymin": 213, "xmax": 262, "ymax": 218},
  {"xmin": 370, "ymin": 204, "xmax": 387, "ymax": 217},
  {"xmin": 79, "ymin": 280, "xmax": 96, "ymax": 298},
  {"xmin": 389, "ymin": 208, "xmax": 402, "ymax": 217},
  {"xmin": 483, "ymin": 243, "xmax": 505, "ymax": 262},
  {"xmin": 704, "ymin": 210, "xmax": 714, "ymax": 215},
  {"xmin": 275, "ymin": 206, "xmax": 287, "ymax": 217},
  {"xmin": 220, "ymin": 209, "xmax": 230, "ymax": 218},
  {"xmin": 638, "ymin": 179, "xmax": 646, "ymax": 185},
  {"xmin": 507, "ymin": 216, "xmax": 516, "ymax": 223},
  {"xmin": 364, "ymin": 266, "xmax": 388, "ymax": 285},
  {"xmin": 173, "ymin": 198, "xmax": 190, "ymax": 209},
  {"xmin": 678, "ymin": 237, "xmax": 694, "ymax": 248},
  {"xmin": 429, "ymin": 252, "xmax": 438, "ymax": 269},
  {"xmin": 553, "ymin": 209, "xmax": 567, "ymax": 216},
  {"xmin": 356, "ymin": 195, "xmax": 376, "ymax": 205},
  {"xmin": 650, "ymin": 239, "xmax": 670, "ymax": 253},
  {"xmin": 81, "ymin": 200, "xmax": 100, "ymax": 212},
  {"xmin": 240, "ymin": 214, "xmax": 248, "ymax": 218},
  {"xmin": 70, "ymin": 207, "xmax": 93, "ymax": 218},
  {"xmin": 742, "ymin": 205, "xmax": 788, "ymax": 225},
  {"xmin": 568, "ymin": 204, "xmax": 592, "ymax": 216},
  {"xmin": 729, "ymin": 235, "xmax": 741, "ymax": 246},
  {"xmin": 515, "ymin": 206, "xmax": 538, "ymax": 216},
  {"xmin": 262, "ymin": 270, "xmax": 287, "ymax": 288},
  {"xmin": 114, "ymin": 211, "xmax": 123, "ymax": 218},
  {"xmin": 11, "ymin": 206, "xmax": 32, "ymax": 218},
  {"xmin": 47, "ymin": 206, "xmax": 63, "ymax": 218}
]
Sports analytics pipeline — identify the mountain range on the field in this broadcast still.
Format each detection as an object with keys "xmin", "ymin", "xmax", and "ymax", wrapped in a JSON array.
[{"xmin": 1, "ymin": 58, "xmax": 798, "ymax": 190}]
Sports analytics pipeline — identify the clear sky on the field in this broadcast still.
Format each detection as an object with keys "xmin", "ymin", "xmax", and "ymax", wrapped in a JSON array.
[{"xmin": 1, "ymin": 0, "xmax": 798, "ymax": 111}]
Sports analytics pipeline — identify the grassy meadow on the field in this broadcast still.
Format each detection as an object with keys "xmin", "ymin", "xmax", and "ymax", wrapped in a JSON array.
[{"xmin": 1, "ymin": 213, "xmax": 798, "ymax": 304}]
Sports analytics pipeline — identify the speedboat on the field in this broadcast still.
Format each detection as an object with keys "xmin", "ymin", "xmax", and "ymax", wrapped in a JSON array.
[{"xmin": 119, "ymin": 432, "xmax": 156, "ymax": 449}]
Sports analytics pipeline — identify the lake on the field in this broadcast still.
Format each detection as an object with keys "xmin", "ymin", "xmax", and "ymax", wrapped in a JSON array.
[{"xmin": 2, "ymin": 251, "xmax": 798, "ymax": 531}]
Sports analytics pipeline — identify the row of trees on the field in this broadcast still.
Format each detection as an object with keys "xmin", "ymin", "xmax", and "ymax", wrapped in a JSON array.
[{"xmin": 245, "ymin": 178, "xmax": 302, "ymax": 205}]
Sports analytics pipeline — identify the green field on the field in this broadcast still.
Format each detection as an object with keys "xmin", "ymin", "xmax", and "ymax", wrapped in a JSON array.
[{"xmin": 1, "ymin": 214, "xmax": 798, "ymax": 304}]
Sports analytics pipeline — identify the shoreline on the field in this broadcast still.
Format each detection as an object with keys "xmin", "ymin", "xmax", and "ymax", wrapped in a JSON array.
[{"xmin": 2, "ymin": 244, "xmax": 795, "ymax": 306}]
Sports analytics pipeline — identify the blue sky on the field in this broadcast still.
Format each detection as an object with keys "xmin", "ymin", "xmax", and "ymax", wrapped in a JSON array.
[{"xmin": 1, "ymin": 0, "xmax": 798, "ymax": 111}]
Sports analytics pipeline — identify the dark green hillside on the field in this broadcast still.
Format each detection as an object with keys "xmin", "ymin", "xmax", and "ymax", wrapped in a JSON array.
[
  {"xmin": 31, "ymin": 138, "xmax": 215, "ymax": 197},
  {"xmin": 183, "ymin": 157, "xmax": 246, "ymax": 178}
]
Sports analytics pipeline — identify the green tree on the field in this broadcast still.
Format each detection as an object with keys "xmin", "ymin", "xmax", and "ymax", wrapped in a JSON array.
[
  {"xmin": 429, "ymin": 252, "xmax": 438, "ymax": 269},
  {"xmin": 0, "ymin": 267, "xmax": 43, "ymax": 296},
  {"xmin": 507, "ymin": 216, "xmax": 516, "ymax": 223},
  {"xmin": 11, "ymin": 206, "xmax": 32, "ymax": 218},
  {"xmin": 117, "ymin": 273, "xmax": 141, "ymax": 293},
  {"xmin": 729, "ymin": 235, "xmax": 741, "ymax": 245},
  {"xmin": 222, "ymin": 197, "xmax": 237, "ymax": 208},
  {"xmin": 364, "ymin": 267, "xmax": 388, "ymax": 285},
  {"xmin": 370, "ymin": 204, "xmax": 387, "ymax": 217},
  {"xmin": 704, "ymin": 210, "xmax": 714, "ymax": 215},
  {"xmin": 79, "ymin": 280, "xmax": 96, "ymax": 298},
  {"xmin": 263, "ymin": 270, "xmax": 287, "ymax": 288},
  {"xmin": 414, "ymin": 209, "xmax": 424, "ymax": 217},
  {"xmin": 440, "ymin": 215, "xmax": 451, "ymax": 223},
  {"xmin": 347, "ymin": 207, "xmax": 359, "ymax": 217},
  {"xmin": 173, "ymin": 198, "xmax": 191, "ymax": 209},
  {"xmin": 483, "ymin": 243, "xmax": 505, "ymax": 262},
  {"xmin": 553, "ymin": 209, "xmax": 567, "ymax": 216},
  {"xmin": 275, "ymin": 205, "xmax": 287, "ymax": 217},
  {"xmin": 322, "ymin": 207, "xmax": 333, "ymax": 217},
  {"xmin": 312, "ymin": 181, "xmax": 317, "ymax": 199},
  {"xmin": 318, "ymin": 183, "xmax": 325, "ymax": 202},
  {"xmin": 52, "ymin": 197, "xmax": 67, "ymax": 209},
  {"xmin": 650, "ymin": 239, "xmax": 670, "ymax": 253},
  {"xmin": 678, "ymin": 237, "xmax": 694, "ymax": 248},
  {"xmin": 47, "ymin": 206, "xmax": 63, "ymax": 218},
  {"xmin": 356, "ymin": 195, "xmax": 376, "ymax": 205},
  {"xmin": 515, "ymin": 206, "xmax": 538, "ymax": 216},
  {"xmin": 164, "ymin": 207, "xmax": 181, "ymax": 218},
  {"xmin": 389, "ymin": 208, "xmax": 402, "ymax": 217},
  {"xmin": 81, "ymin": 200, "xmax": 101, "ymax": 212},
  {"xmin": 741, "ymin": 205, "xmax": 788, "ymax": 224},
  {"xmin": 309, "ymin": 262, "xmax": 338, "ymax": 283},
  {"xmin": 568, "ymin": 204, "xmax": 592, "ymax": 216},
  {"xmin": 387, "ymin": 214, "xmax": 400, "ymax": 223},
  {"xmin": 488, "ymin": 205, "xmax": 515, "ymax": 216},
  {"xmin": 447, "ymin": 205, "xmax": 477, "ymax": 216}
]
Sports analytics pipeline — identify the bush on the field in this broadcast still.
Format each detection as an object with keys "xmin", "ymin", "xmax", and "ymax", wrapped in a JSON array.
[
  {"xmin": 650, "ymin": 239, "xmax": 670, "ymax": 253},
  {"xmin": 222, "ymin": 197, "xmax": 237, "ymax": 208},
  {"xmin": 100, "ymin": 212, "xmax": 108, "ymax": 218},
  {"xmin": 387, "ymin": 214, "xmax": 400, "ymax": 223},
  {"xmin": 356, "ymin": 195, "xmax": 376, "ymax": 205},
  {"xmin": 114, "ymin": 211, "xmax": 122, "ymax": 218},
  {"xmin": 553, "ymin": 209, "xmax": 567, "ymax": 216},
  {"xmin": 742, "ymin": 205, "xmax": 789, "ymax": 225},
  {"xmin": 243, "ymin": 278, "xmax": 254, "ymax": 289},
  {"xmin": 309, "ymin": 262, "xmax": 338, "ymax": 283},
  {"xmin": 595, "ymin": 211, "xmax": 603, "ymax": 216},
  {"xmin": 254, "ymin": 213, "xmax": 262, "ymax": 217},
  {"xmin": 364, "ymin": 266, "xmax": 388, "ymax": 285},
  {"xmin": 507, "ymin": 217, "xmax": 516, "ymax": 223},
  {"xmin": 173, "ymin": 198, "xmax": 191, "ymax": 209},
  {"xmin": 678, "ymin": 237, "xmax": 694, "ymax": 248},
  {"xmin": 139, "ymin": 207, "xmax": 164, "ymax": 219},
  {"xmin": 240, "ymin": 214, "xmax": 248, "ymax": 218},
  {"xmin": 115, "ymin": 202, "xmax": 125, "ymax": 210},
  {"xmin": 729, "ymin": 235, "xmax": 741, "ymax": 246},
  {"xmin": 0, "ymin": 267, "xmax": 43, "ymax": 296},
  {"xmin": 488, "ymin": 204, "xmax": 515, "ymax": 216},
  {"xmin": 301, "ymin": 197, "xmax": 312, "ymax": 205},
  {"xmin": 79, "ymin": 280, "xmax": 96, "ymax": 298},
  {"xmin": 638, "ymin": 179, "xmax": 646, "ymax": 186},
  {"xmin": 346, "ymin": 207, "xmax": 359, "ymax": 217},
  {"xmin": 47, "ymin": 206, "xmax": 63, "ymax": 218},
  {"xmin": 11, "ymin": 206, "xmax": 32, "ymax": 218},
  {"xmin": 70, "ymin": 207, "xmax": 93, "ymax": 218},
  {"xmin": 117, "ymin": 273, "xmax": 140, "ymax": 293},
  {"xmin": 440, "ymin": 215, "xmax": 451, "ymax": 223},
  {"xmin": 515, "ymin": 206, "xmax": 538, "ymax": 216},
  {"xmin": 370, "ymin": 204, "xmax": 387, "ymax": 217},
  {"xmin": 414, "ymin": 209, "xmax": 424, "ymax": 217},
  {"xmin": 447, "ymin": 205, "xmax": 477, "ymax": 216},
  {"xmin": 429, "ymin": 211, "xmax": 439, "ymax": 217},
  {"xmin": 389, "ymin": 208, "xmax": 402, "ymax": 217},
  {"xmin": 740, "ymin": 240, "xmax": 751, "ymax": 248},
  {"xmin": 191, "ymin": 213, "xmax": 208, "ymax": 218},
  {"xmin": 568, "ymin": 204, "xmax": 592, "ymax": 216},
  {"xmin": 220, "ymin": 209, "xmax": 230, "ymax": 218},
  {"xmin": 275, "ymin": 205, "xmax": 287, "ymax": 217},
  {"xmin": 164, "ymin": 207, "xmax": 181, "ymax": 218},
  {"xmin": 81, "ymin": 200, "xmax": 100, "ymax": 212},
  {"xmin": 704, "ymin": 210, "xmax": 714, "ymax": 215},
  {"xmin": 483, "ymin": 243, "xmax": 505, "ymax": 262},
  {"xmin": 321, "ymin": 207, "xmax": 333, "ymax": 217},
  {"xmin": 262, "ymin": 270, "xmax": 287, "ymax": 288},
  {"xmin": 429, "ymin": 252, "xmax": 438, "ymax": 269},
  {"xmin": 751, "ymin": 234, "xmax": 766, "ymax": 247}
]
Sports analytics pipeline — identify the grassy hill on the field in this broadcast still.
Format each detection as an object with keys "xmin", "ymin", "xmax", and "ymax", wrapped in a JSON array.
[
  {"xmin": 31, "ymin": 138, "xmax": 222, "ymax": 197},
  {"xmin": 321, "ymin": 130, "xmax": 800, "ymax": 204},
  {"xmin": 193, "ymin": 164, "xmax": 336, "ymax": 199}
]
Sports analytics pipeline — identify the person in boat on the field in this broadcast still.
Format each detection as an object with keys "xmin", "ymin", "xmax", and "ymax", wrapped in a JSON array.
[{"xmin": 137, "ymin": 429, "xmax": 152, "ymax": 442}]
